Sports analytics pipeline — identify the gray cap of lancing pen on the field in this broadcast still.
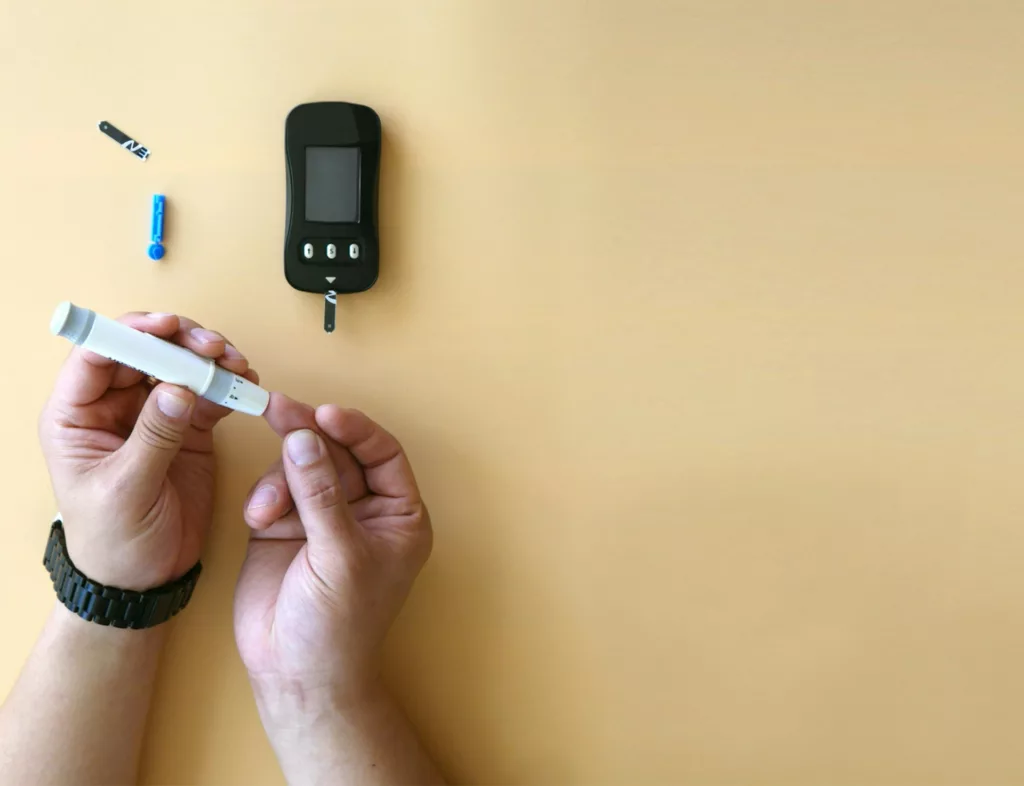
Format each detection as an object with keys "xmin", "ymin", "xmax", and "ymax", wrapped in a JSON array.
[{"xmin": 50, "ymin": 302, "xmax": 270, "ymax": 416}]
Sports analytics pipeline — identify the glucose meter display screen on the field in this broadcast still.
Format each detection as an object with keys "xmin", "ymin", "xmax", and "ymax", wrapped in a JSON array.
[{"xmin": 305, "ymin": 147, "xmax": 360, "ymax": 223}]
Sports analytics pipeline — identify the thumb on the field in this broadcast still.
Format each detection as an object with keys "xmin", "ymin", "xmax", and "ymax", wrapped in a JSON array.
[
  {"xmin": 282, "ymin": 429, "xmax": 359, "ymax": 556},
  {"xmin": 118, "ymin": 383, "xmax": 195, "ymax": 486}
]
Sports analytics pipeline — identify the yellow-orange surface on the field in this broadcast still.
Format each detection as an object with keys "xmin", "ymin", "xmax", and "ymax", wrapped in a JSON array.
[{"xmin": 2, "ymin": 2, "xmax": 1024, "ymax": 783}]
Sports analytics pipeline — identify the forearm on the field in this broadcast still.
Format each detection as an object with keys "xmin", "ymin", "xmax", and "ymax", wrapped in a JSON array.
[
  {"xmin": 253, "ymin": 677, "xmax": 445, "ymax": 786},
  {"xmin": 0, "ymin": 603, "xmax": 166, "ymax": 786}
]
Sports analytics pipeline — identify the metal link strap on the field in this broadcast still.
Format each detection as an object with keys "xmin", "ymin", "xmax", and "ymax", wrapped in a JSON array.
[{"xmin": 43, "ymin": 521, "xmax": 202, "ymax": 629}]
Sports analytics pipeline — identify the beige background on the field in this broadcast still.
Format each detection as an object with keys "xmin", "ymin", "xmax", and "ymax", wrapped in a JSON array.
[{"xmin": 2, "ymin": 1, "xmax": 1024, "ymax": 783}]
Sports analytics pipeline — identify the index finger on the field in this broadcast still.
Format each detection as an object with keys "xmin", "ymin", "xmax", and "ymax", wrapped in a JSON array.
[
  {"xmin": 263, "ymin": 391, "xmax": 317, "ymax": 437},
  {"xmin": 314, "ymin": 406, "xmax": 421, "ymax": 501},
  {"xmin": 51, "ymin": 312, "xmax": 180, "ymax": 407}
]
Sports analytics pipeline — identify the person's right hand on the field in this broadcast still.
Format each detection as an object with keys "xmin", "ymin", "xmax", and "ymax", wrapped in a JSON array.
[{"xmin": 233, "ymin": 394, "xmax": 433, "ymax": 702}]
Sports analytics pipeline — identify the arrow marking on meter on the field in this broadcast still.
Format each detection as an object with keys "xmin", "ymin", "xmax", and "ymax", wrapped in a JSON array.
[{"xmin": 326, "ymin": 277, "xmax": 336, "ymax": 284}]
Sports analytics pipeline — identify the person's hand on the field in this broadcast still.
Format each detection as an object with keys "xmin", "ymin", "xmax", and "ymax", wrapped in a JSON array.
[
  {"xmin": 39, "ymin": 312, "xmax": 258, "ymax": 590},
  {"xmin": 234, "ymin": 394, "xmax": 433, "ymax": 702}
]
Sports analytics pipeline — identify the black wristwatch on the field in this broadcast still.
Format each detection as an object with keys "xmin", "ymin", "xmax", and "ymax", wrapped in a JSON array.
[{"xmin": 43, "ymin": 519, "xmax": 202, "ymax": 629}]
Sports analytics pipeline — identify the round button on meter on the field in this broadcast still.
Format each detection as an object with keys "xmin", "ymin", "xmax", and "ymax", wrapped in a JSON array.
[{"xmin": 303, "ymin": 243, "xmax": 314, "ymax": 260}]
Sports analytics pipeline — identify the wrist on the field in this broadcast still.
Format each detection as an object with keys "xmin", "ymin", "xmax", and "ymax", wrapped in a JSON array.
[
  {"xmin": 59, "ymin": 515, "xmax": 179, "ymax": 590},
  {"xmin": 251, "ymin": 675, "xmax": 415, "ymax": 785},
  {"xmin": 48, "ymin": 601, "xmax": 168, "ymax": 655},
  {"xmin": 250, "ymin": 672, "xmax": 445, "ymax": 786},
  {"xmin": 250, "ymin": 672, "xmax": 387, "ymax": 731}
]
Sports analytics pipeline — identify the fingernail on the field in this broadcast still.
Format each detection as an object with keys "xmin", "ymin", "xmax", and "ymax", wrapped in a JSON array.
[
  {"xmin": 148, "ymin": 312, "xmax": 174, "ymax": 319},
  {"xmin": 287, "ymin": 430, "xmax": 322, "ymax": 466},
  {"xmin": 224, "ymin": 344, "xmax": 245, "ymax": 361},
  {"xmin": 249, "ymin": 485, "xmax": 279, "ymax": 510},
  {"xmin": 190, "ymin": 328, "xmax": 223, "ymax": 344},
  {"xmin": 157, "ymin": 390, "xmax": 190, "ymax": 419}
]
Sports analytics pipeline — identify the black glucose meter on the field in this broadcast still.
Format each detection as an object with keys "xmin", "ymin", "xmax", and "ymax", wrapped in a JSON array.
[{"xmin": 284, "ymin": 102, "xmax": 382, "ymax": 331}]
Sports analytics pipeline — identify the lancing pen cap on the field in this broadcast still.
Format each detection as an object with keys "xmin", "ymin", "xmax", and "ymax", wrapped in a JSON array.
[{"xmin": 50, "ymin": 302, "xmax": 270, "ymax": 416}]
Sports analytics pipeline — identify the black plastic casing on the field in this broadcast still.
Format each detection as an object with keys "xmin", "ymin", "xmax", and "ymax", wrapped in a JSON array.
[{"xmin": 284, "ymin": 102, "xmax": 381, "ymax": 293}]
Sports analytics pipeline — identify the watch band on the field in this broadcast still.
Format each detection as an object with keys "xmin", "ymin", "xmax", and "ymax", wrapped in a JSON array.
[{"xmin": 43, "ymin": 519, "xmax": 202, "ymax": 629}]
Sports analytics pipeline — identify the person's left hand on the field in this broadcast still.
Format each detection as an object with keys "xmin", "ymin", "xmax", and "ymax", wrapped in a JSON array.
[{"xmin": 39, "ymin": 311, "xmax": 258, "ymax": 591}]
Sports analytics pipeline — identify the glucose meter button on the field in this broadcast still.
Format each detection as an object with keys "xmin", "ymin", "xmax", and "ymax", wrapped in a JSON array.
[
  {"xmin": 348, "ymin": 243, "xmax": 360, "ymax": 260},
  {"xmin": 302, "ymin": 243, "xmax": 314, "ymax": 260},
  {"xmin": 326, "ymin": 243, "xmax": 338, "ymax": 260}
]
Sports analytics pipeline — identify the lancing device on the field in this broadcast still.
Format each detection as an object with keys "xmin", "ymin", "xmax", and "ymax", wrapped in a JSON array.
[{"xmin": 50, "ymin": 302, "xmax": 270, "ymax": 416}]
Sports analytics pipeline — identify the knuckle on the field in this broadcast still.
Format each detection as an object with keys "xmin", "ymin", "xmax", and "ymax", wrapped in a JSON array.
[
  {"xmin": 299, "ymin": 472, "xmax": 345, "ymax": 512},
  {"xmin": 136, "ymin": 417, "xmax": 183, "ymax": 450},
  {"xmin": 45, "ymin": 400, "xmax": 84, "ymax": 430}
]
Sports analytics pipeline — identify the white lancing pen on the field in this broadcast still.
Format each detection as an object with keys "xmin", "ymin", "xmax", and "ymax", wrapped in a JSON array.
[{"xmin": 50, "ymin": 302, "xmax": 270, "ymax": 416}]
